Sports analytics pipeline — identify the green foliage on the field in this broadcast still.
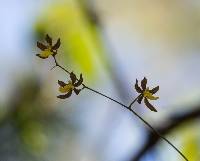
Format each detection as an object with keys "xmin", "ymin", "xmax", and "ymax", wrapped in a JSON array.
[{"xmin": 35, "ymin": 1, "xmax": 105, "ymax": 81}]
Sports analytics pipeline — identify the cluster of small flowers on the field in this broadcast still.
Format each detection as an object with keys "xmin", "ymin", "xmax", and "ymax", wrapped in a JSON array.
[
  {"xmin": 36, "ymin": 35, "xmax": 159, "ymax": 112},
  {"xmin": 37, "ymin": 34, "xmax": 83, "ymax": 99},
  {"xmin": 36, "ymin": 36, "xmax": 190, "ymax": 161}
]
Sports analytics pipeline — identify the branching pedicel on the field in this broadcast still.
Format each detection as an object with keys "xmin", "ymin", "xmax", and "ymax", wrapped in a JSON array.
[{"xmin": 36, "ymin": 34, "xmax": 189, "ymax": 161}]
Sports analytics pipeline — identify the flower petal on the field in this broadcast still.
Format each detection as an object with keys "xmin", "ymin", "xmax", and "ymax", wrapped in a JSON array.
[
  {"xmin": 70, "ymin": 72, "xmax": 77, "ymax": 84},
  {"xmin": 141, "ymin": 77, "xmax": 147, "ymax": 90},
  {"xmin": 37, "ymin": 42, "xmax": 47, "ymax": 51},
  {"xmin": 137, "ymin": 95, "xmax": 144, "ymax": 104},
  {"xmin": 74, "ymin": 88, "xmax": 81, "ymax": 95},
  {"xmin": 52, "ymin": 38, "xmax": 61, "ymax": 50},
  {"xmin": 135, "ymin": 79, "xmax": 143, "ymax": 93},
  {"xmin": 58, "ymin": 80, "xmax": 66, "ymax": 87},
  {"xmin": 45, "ymin": 34, "xmax": 52, "ymax": 45},
  {"xmin": 57, "ymin": 90, "xmax": 72, "ymax": 99},
  {"xmin": 144, "ymin": 98, "xmax": 157, "ymax": 112},
  {"xmin": 150, "ymin": 86, "xmax": 159, "ymax": 94},
  {"xmin": 74, "ymin": 74, "xmax": 83, "ymax": 87}
]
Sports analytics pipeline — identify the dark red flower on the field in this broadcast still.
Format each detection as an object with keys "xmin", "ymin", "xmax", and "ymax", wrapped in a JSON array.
[
  {"xmin": 36, "ymin": 34, "xmax": 61, "ymax": 59},
  {"xmin": 57, "ymin": 72, "xmax": 83, "ymax": 99},
  {"xmin": 135, "ymin": 77, "xmax": 159, "ymax": 112}
]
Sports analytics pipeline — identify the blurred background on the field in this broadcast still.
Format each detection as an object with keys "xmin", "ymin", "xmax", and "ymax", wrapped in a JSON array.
[{"xmin": 0, "ymin": 0, "xmax": 200, "ymax": 161}]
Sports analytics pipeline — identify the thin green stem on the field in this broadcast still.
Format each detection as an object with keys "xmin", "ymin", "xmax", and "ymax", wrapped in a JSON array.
[
  {"xmin": 84, "ymin": 86, "xmax": 188, "ymax": 161},
  {"xmin": 83, "ymin": 85, "xmax": 126, "ymax": 108},
  {"xmin": 51, "ymin": 56, "xmax": 189, "ymax": 161},
  {"xmin": 127, "ymin": 108, "xmax": 188, "ymax": 161},
  {"xmin": 52, "ymin": 56, "xmax": 70, "ymax": 74},
  {"xmin": 128, "ymin": 94, "xmax": 141, "ymax": 108}
]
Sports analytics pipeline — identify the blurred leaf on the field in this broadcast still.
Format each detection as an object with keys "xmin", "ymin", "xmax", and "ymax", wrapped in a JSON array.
[
  {"xmin": 21, "ymin": 121, "xmax": 48, "ymax": 155},
  {"xmin": 35, "ymin": 0, "xmax": 107, "ymax": 82},
  {"xmin": 181, "ymin": 128, "xmax": 200, "ymax": 161}
]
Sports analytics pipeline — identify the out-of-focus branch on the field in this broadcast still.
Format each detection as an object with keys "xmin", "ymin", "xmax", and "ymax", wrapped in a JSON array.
[
  {"xmin": 51, "ymin": 53, "xmax": 188, "ymax": 161},
  {"xmin": 129, "ymin": 106, "xmax": 200, "ymax": 161}
]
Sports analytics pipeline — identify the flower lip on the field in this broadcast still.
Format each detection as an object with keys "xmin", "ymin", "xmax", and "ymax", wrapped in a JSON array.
[
  {"xmin": 59, "ymin": 82, "xmax": 74, "ymax": 93},
  {"xmin": 143, "ymin": 88, "xmax": 159, "ymax": 100}
]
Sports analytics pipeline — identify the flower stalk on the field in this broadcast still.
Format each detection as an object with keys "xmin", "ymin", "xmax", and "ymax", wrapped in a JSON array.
[{"xmin": 36, "ymin": 34, "xmax": 188, "ymax": 161}]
